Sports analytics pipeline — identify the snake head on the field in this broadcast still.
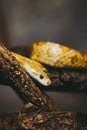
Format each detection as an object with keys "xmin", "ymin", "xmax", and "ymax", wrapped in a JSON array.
[
  {"xmin": 11, "ymin": 52, "xmax": 52, "ymax": 86},
  {"xmin": 39, "ymin": 74, "xmax": 51, "ymax": 86},
  {"xmin": 23, "ymin": 62, "xmax": 52, "ymax": 86},
  {"xmin": 31, "ymin": 71, "xmax": 51, "ymax": 86}
]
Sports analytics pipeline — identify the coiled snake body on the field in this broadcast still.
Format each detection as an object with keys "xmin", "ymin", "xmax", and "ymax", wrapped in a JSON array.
[
  {"xmin": 30, "ymin": 41, "xmax": 87, "ymax": 68},
  {"xmin": 12, "ymin": 41, "xmax": 87, "ymax": 86}
]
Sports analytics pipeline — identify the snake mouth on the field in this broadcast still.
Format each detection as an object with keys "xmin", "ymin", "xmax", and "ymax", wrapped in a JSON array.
[{"xmin": 39, "ymin": 74, "xmax": 51, "ymax": 86}]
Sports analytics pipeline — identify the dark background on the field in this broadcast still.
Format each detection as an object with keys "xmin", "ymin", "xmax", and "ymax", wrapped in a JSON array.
[{"xmin": 0, "ymin": 0, "xmax": 87, "ymax": 113}]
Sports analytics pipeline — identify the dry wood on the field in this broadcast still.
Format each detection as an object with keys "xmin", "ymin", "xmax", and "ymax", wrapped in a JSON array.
[
  {"xmin": 0, "ymin": 43, "xmax": 56, "ymax": 112},
  {"xmin": 47, "ymin": 69, "xmax": 87, "ymax": 91},
  {"xmin": 0, "ymin": 43, "xmax": 87, "ymax": 129},
  {"xmin": 0, "ymin": 103, "xmax": 87, "ymax": 130}
]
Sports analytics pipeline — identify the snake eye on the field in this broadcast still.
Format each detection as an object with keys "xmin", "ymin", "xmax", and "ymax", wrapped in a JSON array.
[{"xmin": 40, "ymin": 74, "xmax": 44, "ymax": 79}]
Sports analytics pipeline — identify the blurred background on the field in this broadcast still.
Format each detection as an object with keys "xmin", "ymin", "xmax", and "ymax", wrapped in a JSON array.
[{"xmin": 0, "ymin": 0, "xmax": 87, "ymax": 113}]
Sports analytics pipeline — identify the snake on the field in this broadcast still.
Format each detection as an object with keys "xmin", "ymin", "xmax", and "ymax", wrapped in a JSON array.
[
  {"xmin": 30, "ymin": 41, "xmax": 87, "ymax": 68},
  {"xmin": 11, "ymin": 52, "xmax": 51, "ymax": 86},
  {"xmin": 11, "ymin": 41, "xmax": 87, "ymax": 86}
]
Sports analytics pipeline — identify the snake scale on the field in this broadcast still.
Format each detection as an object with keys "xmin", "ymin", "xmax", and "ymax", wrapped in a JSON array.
[{"xmin": 12, "ymin": 41, "xmax": 87, "ymax": 86}]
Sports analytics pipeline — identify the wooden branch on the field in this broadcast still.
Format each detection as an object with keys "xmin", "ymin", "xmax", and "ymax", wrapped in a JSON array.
[
  {"xmin": 0, "ymin": 43, "xmax": 57, "ymax": 112},
  {"xmin": 47, "ymin": 69, "xmax": 87, "ymax": 91},
  {"xmin": 0, "ymin": 43, "xmax": 87, "ymax": 129},
  {"xmin": 0, "ymin": 103, "xmax": 87, "ymax": 129}
]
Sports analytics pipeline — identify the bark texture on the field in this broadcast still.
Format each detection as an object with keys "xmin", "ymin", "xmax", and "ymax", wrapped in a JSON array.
[
  {"xmin": 0, "ymin": 43, "xmax": 56, "ymax": 112},
  {"xmin": 47, "ymin": 69, "xmax": 87, "ymax": 91},
  {"xmin": 0, "ymin": 103, "xmax": 87, "ymax": 130},
  {"xmin": 0, "ymin": 43, "xmax": 87, "ymax": 129}
]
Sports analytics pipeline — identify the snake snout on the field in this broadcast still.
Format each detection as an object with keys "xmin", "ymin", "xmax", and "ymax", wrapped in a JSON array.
[{"xmin": 47, "ymin": 81, "xmax": 51, "ymax": 85}]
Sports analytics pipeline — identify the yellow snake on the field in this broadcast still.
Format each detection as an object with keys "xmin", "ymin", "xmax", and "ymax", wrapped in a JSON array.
[
  {"xmin": 11, "ymin": 41, "xmax": 87, "ymax": 86},
  {"xmin": 11, "ymin": 52, "xmax": 51, "ymax": 86},
  {"xmin": 30, "ymin": 41, "xmax": 87, "ymax": 68}
]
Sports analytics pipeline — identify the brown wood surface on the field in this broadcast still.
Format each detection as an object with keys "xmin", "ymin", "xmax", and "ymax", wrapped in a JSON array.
[{"xmin": 0, "ymin": 43, "xmax": 87, "ymax": 129}]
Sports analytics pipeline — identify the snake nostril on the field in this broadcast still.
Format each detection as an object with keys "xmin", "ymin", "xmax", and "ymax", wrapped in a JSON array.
[{"xmin": 47, "ymin": 82, "xmax": 50, "ymax": 85}]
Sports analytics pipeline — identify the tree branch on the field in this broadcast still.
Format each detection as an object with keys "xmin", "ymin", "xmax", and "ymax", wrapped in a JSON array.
[
  {"xmin": 0, "ymin": 43, "xmax": 87, "ymax": 129},
  {"xmin": 0, "ymin": 103, "xmax": 87, "ymax": 129},
  {"xmin": 0, "ymin": 43, "xmax": 56, "ymax": 112},
  {"xmin": 47, "ymin": 69, "xmax": 87, "ymax": 91}
]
